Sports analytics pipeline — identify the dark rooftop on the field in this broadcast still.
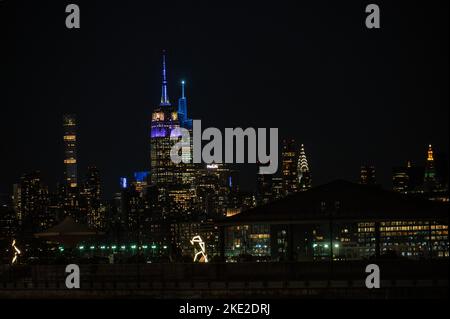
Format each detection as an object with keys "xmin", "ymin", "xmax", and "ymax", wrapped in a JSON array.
[{"xmin": 221, "ymin": 180, "xmax": 449, "ymax": 225}]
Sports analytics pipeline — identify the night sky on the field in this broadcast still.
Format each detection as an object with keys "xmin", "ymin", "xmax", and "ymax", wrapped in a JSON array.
[{"xmin": 1, "ymin": 0, "xmax": 448, "ymax": 198}]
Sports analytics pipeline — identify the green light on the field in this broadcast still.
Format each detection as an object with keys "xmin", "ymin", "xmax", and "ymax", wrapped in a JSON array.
[
  {"xmin": 313, "ymin": 244, "xmax": 318, "ymax": 248},
  {"xmin": 334, "ymin": 244, "xmax": 339, "ymax": 248},
  {"xmin": 100, "ymin": 246, "xmax": 106, "ymax": 250},
  {"xmin": 111, "ymin": 246, "xmax": 117, "ymax": 250},
  {"xmin": 79, "ymin": 246, "xmax": 84, "ymax": 250},
  {"xmin": 142, "ymin": 245, "xmax": 148, "ymax": 249},
  {"xmin": 121, "ymin": 246, "xmax": 126, "ymax": 250},
  {"xmin": 59, "ymin": 247, "xmax": 64, "ymax": 252},
  {"xmin": 131, "ymin": 245, "xmax": 137, "ymax": 249},
  {"xmin": 324, "ymin": 244, "xmax": 329, "ymax": 248},
  {"xmin": 90, "ymin": 246, "xmax": 95, "ymax": 250},
  {"xmin": 151, "ymin": 245, "xmax": 157, "ymax": 249}
]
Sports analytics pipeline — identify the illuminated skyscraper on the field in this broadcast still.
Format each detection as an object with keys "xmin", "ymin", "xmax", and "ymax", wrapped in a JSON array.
[
  {"xmin": 195, "ymin": 163, "xmax": 233, "ymax": 219},
  {"xmin": 281, "ymin": 139, "xmax": 298, "ymax": 195},
  {"xmin": 133, "ymin": 171, "xmax": 150, "ymax": 194},
  {"xmin": 12, "ymin": 171, "xmax": 51, "ymax": 233},
  {"xmin": 271, "ymin": 177, "xmax": 284, "ymax": 200},
  {"xmin": 360, "ymin": 165, "xmax": 376, "ymax": 185},
  {"xmin": 424, "ymin": 144, "xmax": 437, "ymax": 191},
  {"xmin": 80, "ymin": 166, "xmax": 103, "ymax": 229},
  {"xmin": 297, "ymin": 144, "xmax": 312, "ymax": 191},
  {"xmin": 256, "ymin": 162, "xmax": 273, "ymax": 205},
  {"xmin": 150, "ymin": 51, "xmax": 182, "ymax": 191},
  {"xmin": 392, "ymin": 162, "xmax": 410, "ymax": 193},
  {"xmin": 178, "ymin": 80, "xmax": 193, "ymax": 130},
  {"xmin": 177, "ymin": 81, "xmax": 196, "ymax": 185},
  {"xmin": 63, "ymin": 114, "xmax": 78, "ymax": 189}
]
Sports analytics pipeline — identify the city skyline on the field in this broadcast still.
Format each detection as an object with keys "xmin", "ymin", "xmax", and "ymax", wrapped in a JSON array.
[
  {"xmin": 1, "ymin": 0, "xmax": 448, "ymax": 302},
  {"xmin": 1, "ymin": 51, "xmax": 448, "ymax": 198},
  {"xmin": 1, "ymin": 1, "xmax": 448, "ymax": 198}
]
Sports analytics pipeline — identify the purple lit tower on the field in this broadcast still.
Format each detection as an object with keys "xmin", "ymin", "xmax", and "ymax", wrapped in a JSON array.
[{"xmin": 150, "ymin": 51, "xmax": 182, "ymax": 189}]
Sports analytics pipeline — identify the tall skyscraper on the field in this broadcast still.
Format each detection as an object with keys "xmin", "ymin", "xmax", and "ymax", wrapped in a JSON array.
[
  {"xmin": 392, "ymin": 162, "xmax": 410, "ymax": 193},
  {"xmin": 256, "ymin": 161, "xmax": 273, "ymax": 205},
  {"xmin": 194, "ymin": 163, "xmax": 233, "ymax": 219},
  {"xmin": 63, "ymin": 114, "xmax": 78, "ymax": 189},
  {"xmin": 177, "ymin": 80, "xmax": 196, "ymax": 186},
  {"xmin": 434, "ymin": 151, "xmax": 449, "ymax": 189},
  {"xmin": 424, "ymin": 144, "xmax": 437, "ymax": 191},
  {"xmin": 297, "ymin": 144, "xmax": 312, "ymax": 191},
  {"xmin": 12, "ymin": 171, "xmax": 51, "ymax": 233},
  {"xmin": 178, "ymin": 80, "xmax": 193, "ymax": 130},
  {"xmin": 150, "ymin": 51, "xmax": 182, "ymax": 191},
  {"xmin": 360, "ymin": 165, "xmax": 376, "ymax": 185},
  {"xmin": 271, "ymin": 177, "xmax": 284, "ymax": 200},
  {"xmin": 281, "ymin": 139, "xmax": 298, "ymax": 196},
  {"xmin": 80, "ymin": 166, "xmax": 103, "ymax": 229}
]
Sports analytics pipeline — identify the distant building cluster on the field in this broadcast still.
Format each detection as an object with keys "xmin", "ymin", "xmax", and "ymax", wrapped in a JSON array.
[
  {"xmin": 392, "ymin": 145, "xmax": 449, "ymax": 202},
  {"xmin": 0, "ymin": 52, "xmax": 448, "ymax": 265}
]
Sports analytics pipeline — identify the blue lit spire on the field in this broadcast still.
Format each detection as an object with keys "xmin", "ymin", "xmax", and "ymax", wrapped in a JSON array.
[
  {"xmin": 178, "ymin": 80, "xmax": 192, "ymax": 129},
  {"xmin": 178, "ymin": 80, "xmax": 187, "ymax": 119},
  {"xmin": 160, "ymin": 50, "xmax": 170, "ymax": 106},
  {"xmin": 181, "ymin": 80, "xmax": 185, "ymax": 99}
]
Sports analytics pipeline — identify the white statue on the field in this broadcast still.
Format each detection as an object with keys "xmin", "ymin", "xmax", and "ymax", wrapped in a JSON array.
[{"xmin": 190, "ymin": 235, "xmax": 208, "ymax": 263}]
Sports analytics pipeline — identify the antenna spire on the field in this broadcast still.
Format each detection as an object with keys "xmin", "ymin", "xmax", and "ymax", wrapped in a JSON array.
[{"xmin": 160, "ymin": 50, "xmax": 170, "ymax": 106}]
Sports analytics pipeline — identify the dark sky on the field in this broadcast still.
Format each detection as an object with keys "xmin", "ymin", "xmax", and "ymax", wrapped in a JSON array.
[{"xmin": 1, "ymin": 0, "xmax": 449, "ymax": 198}]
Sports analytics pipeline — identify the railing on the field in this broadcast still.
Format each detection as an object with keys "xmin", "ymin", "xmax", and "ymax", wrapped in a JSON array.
[{"xmin": 0, "ymin": 260, "xmax": 448, "ymax": 298}]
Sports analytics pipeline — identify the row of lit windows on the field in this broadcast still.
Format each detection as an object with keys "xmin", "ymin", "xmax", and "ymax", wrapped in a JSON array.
[
  {"xmin": 249, "ymin": 234, "xmax": 270, "ymax": 239},
  {"xmin": 358, "ymin": 227, "xmax": 375, "ymax": 233},
  {"xmin": 63, "ymin": 135, "xmax": 76, "ymax": 141},
  {"xmin": 381, "ymin": 226, "xmax": 430, "ymax": 231},
  {"xmin": 64, "ymin": 158, "xmax": 77, "ymax": 164},
  {"xmin": 152, "ymin": 111, "xmax": 179, "ymax": 121}
]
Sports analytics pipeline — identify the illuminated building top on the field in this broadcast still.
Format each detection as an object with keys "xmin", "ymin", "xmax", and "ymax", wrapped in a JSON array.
[{"xmin": 427, "ymin": 144, "xmax": 434, "ymax": 161}]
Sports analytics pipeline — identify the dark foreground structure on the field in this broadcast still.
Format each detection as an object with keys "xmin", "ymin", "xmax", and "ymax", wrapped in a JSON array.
[
  {"xmin": 1, "ymin": 181, "xmax": 448, "ymax": 299},
  {"xmin": 0, "ymin": 260, "xmax": 448, "ymax": 299},
  {"xmin": 221, "ymin": 180, "xmax": 449, "ymax": 261}
]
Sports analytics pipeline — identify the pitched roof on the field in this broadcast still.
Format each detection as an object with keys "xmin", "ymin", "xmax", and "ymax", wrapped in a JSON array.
[{"xmin": 35, "ymin": 216, "xmax": 99, "ymax": 237}]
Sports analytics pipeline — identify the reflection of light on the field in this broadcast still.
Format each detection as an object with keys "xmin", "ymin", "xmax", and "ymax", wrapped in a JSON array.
[
  {"xmin": 190, "ymin": 235, "xmax": 208, "ymax": 263},
  {"xmin": 11, "ymin": 240, "xmax": 21, "ymax": 265},
  {"xmin": 207, "ymin": 164, "xmax": 218, "ymax": 169}
]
